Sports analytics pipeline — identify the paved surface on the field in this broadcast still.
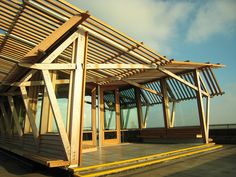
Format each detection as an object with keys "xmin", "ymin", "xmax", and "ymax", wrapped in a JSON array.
[
  {"xmin": 0, "ymin": 145, "xmax": 236, "ymax": 177},
  {"xmin": 109, "ymin": 145, "xmax": 236, "ymax": 177}
]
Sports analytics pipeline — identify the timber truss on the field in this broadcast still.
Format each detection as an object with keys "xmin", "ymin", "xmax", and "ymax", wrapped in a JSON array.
[{"xmin": 0, "ymin": 0, "xmax": 224, "ymax": 167}]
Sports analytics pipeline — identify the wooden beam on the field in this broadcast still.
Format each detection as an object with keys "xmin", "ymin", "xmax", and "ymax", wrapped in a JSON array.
[
  {"xmin": 20, "ymin": 87, "xmax": 39, "ymax": 145},
  {"xmin": 68, "ymin": 30, "xmax": 88, "ymax": 166},
  {"xmin": 160, "ymin": 79, "xmax": 171, "ymax": 129},
  {"xmin": 24, "ymin": 14, "xmax": 89, "ymax": 60},
  {"xmin": 135, "ymin": 88, "xmax": 144, "ymax": 129},
  {"xmin": 0, "ymin": 102, "xmax": 12, "ymax": 135},
  {"xmin": 15, "ymin": 28, "xmax": 82, "ymax": 88},
  {"xmin": 91, "ymin": 87, "xmax": 97, "ymax": 146},
  {"xmin": 42, "ymin": 70, "xmax": 71, "ymax": 160},
  {"xmin": 194, "ymin": 70, "xmax": 208, "ymax": 143},
  {"xmin": 18, "ymin": 63, "xmax": 76, "ymax": 70},
  {"xmin": 7, "ymin": 96, "xmax": 23, "ymax": 136},
  {"xmin": 170, "ymin": 101, "xmax": 176, "ymax": 128},
  {"xmin": 157, "ymin": 67, "xmax": 209, "ymax": 96},
  {"xmin": 86, "ymin": 64, "xmax": 157, "ymax": 70},
  {"xmin": 98, "ymin": 86, "xmax": 104, "ymax": 147},
  {"xmin": 122, "ymin": 78, "xmax": 163, "ymax": 97}
]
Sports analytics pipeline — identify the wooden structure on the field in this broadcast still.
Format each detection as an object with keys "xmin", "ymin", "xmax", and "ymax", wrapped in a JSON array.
[{"xmin": 0, "ymin": 0, "xmax": 224, "ymax": 167}]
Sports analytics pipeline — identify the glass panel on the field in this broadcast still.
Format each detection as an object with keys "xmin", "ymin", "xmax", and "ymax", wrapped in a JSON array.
[
  {"xmin": 174, "ymin": 100, "xmax": 199, "ymax": 127},
  {"xmin": 120, "ymin": 88, "xmax": 139, "ymax": 129},
  {"xmin": 36, "ymin": 92, "xmax": 43, "ymax": 129},
  {"xmin": 145, "ymin": 104, "xmax": 164, "ymax": 128},
  {"xmin": 104, "ymin": 90, "xmax": 116, "ymax": 130},
  {"xmin": 84, "ymin": 90, "xmax": 92, "ymax": 131},
  {"xmin": 51, "ymin": 84, "xmax": 69, "ymax": 132},
  {"xmin": 13, "ymin": 95, "xmax": 26, "ymax": 129}
]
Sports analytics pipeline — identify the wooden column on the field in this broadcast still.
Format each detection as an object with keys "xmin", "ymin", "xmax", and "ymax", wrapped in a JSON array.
[
  {"xmin": 7, "ymin": 96, "xmax": 23, "ymax": 137},
  {"xmin": 160, "ymin": 79, "xmax": 170, "ymax": 130},
  {"xmin": 98, "ymin": 86, "xmax": 104, "ymax": 147},
  {"xmin": 194, "ymin": 70, "xmax": 208, "ymax": 143},
  {"xmin": 135, "ymin": 88, "xmax": 144, "ymax": 129},
  {"xmin": 47, "ymin": 71, "xmax": 57, "ymax": 132},
  {"xmin": 115, "ymin": 88, "xmax": 121, "ymax": 143},
  {"xmin": 91, "ymin": 87, "xmax": 97, "ymax": 146},
  {"xmin": 206, "ymin": 96, "xmax": 210, "ymax": 138},
  {"xmin": 68, "ymin": 30, "xmax": 88, "ymax": 166}
]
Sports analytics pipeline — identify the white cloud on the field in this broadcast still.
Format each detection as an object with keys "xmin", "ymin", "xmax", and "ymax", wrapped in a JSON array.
[
  {"xmin": 187, "ymin": 0, "xmax": 236, "ymax": 43},
  {"xmin": 69, "ymin": 0, "xmax": 193, "ymax": 55}
]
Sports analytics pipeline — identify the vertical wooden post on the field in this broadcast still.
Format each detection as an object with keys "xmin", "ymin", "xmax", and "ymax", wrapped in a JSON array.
[
  {"xmin": 160, "ymin": 79, "xmax": 170, "ymax": 130},
  {"xmin": 206, "ymin": 96, "xmax": 210, "ymax": 137},
  {"xmin": 47, "ymin": 71, "xmax": 57, "ymax": 132},
  {"xmin": 69, "ymin": 30, "xmax": 88, "ymax": 166},
  {"xmin": 98, "ymin": 86, "xmax": 104, "ymax": 147},
  {"xmin": 7, "ymin": 96, "xmax": 23, "ymax": 137},
  {"xmin": 194, "ymin": 70, "xmax": 208, "ymax": 143},
  {"xmin": 115, "ymin": 88, "xmax": 121, "ymax": 143},
  {"xmin": 135, "ymin": 88, "xmax": 144, "ymax": 129},
  {"xmin": 91, "ymin": 87, "xmax": 97, "ymax": 146}
]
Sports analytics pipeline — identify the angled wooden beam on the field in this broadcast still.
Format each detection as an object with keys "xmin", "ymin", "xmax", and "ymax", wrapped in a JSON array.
[
  {"xmin": 42, "ymin": 70, "xmax": 71, "ymax": 160},
  {"xmin": 122, "ymin": 78, "xmax": 163, "ymax": 97},
  {"xmin": 68, "ymin": 30, "xmax": 88, "ymax": 166},
  {"xmin": 143, "ymin": 105, "xmax": 150, "ymax": 128},
  {"xmin": 160, "ymin": 79, "xmax": 171, "ymax": 129},
  {"xmin": 0, "ymin": 102, "xmax": 11, "ymax": 135},
  {"xmin": 24, "ymin": 13, "xmax": 90, "ymax": 60},
  {"xmin": 86, "ymin": 64, "xmax": 157, "ymax": 70},
  {"xmin": 15, "ymin": 28, "xmax": 81, "ymax": 87},
  {"xmin": 18, "ymin": 63, "xmax": 76, "ymax": 70},
  {"xmin": 194, "ymin": 70, "xmax": 208, "ymax": 143},
  {"xmin": 20, "ymin": 86, "xmax": 39, "ymax": 145},
  {"xmin": 170, "ymin": 101, "xmax": 176, "ymax": 128},
  {"xmin": 7, "ymin": 96, "xmax": 23, "ymax": 137},
  {"xmin": 157, "ymin": 67, "xmax": 209, "ymax": 96},
  {"xmin": 199, "ymin": 74, "xmax": 210, "ymax": 96}
]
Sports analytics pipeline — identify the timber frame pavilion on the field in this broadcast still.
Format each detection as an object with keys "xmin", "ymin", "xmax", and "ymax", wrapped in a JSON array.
[{"xmin": 0, "ymin": 0, "xmax": 224, "ymax": 167}]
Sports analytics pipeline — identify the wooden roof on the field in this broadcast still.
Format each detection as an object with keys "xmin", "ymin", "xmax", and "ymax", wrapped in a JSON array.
[{"xmin": 0, "ymin": 0, "xmax": 224, "ymax": 96}]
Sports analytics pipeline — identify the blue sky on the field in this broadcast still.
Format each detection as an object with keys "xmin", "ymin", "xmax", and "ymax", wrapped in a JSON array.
[{"xmin": 69, "ymin": 0, "xmax": 236, "ymax": 124}]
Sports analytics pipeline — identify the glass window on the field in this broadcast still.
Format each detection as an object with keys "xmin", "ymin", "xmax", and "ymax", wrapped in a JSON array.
[
  {"xmin": 84, "ymin": 92, "xmax": 92, "ymax": 131},
  {"xmin": 120, "ymin": 88, "xmax": 139, "ymax": 129}
]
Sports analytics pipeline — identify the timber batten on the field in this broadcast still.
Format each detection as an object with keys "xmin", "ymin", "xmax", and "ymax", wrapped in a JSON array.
[{"xmin": 0, "ymin": 0, "xmax": 224, "ymax": 168}]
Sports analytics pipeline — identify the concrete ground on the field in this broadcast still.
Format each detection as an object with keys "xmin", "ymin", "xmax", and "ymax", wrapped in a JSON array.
[
  {"xmin": 0, "ymin": 145, "xmax": 236, "ymax": 177},
  {"xmin": 109, "ymin": 145, "xmax": 236, "ymax": 177}
]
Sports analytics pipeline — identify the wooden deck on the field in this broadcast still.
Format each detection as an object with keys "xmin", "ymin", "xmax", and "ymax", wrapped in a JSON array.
[{"xmin": 81, "ymin": 143, "xmax": 203, "ymax": 167}]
